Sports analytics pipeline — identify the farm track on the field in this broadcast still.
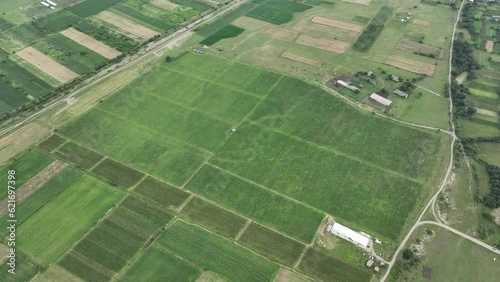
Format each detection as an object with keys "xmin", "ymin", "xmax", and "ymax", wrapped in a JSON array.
[{"xmin": 0, "ymin": 160, "xmax": 66, "ymax": 217}]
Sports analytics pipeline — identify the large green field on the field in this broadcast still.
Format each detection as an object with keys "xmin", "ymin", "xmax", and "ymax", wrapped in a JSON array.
[
  {"xmin": 17, "ymin": 171, "xmax": 124, "ymax": 266},
  {"xmin": 59, "ymin": 53, "xmax": 449, "ymax": 243}
]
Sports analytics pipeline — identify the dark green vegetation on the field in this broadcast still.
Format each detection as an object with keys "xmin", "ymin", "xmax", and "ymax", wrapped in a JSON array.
[
  {"xmin": 53, "ymin": 141, "xmax": 105, "ymax": 169},
  {"xmin": 157, "ymin": 221, "xmax": 279, "ymax": 282},
  {"xmin": 452, "ymin": 40, "xmax": 480, "ymax": 77},
  {"xmin": 185, "ymin": 164, "xmax": 324, "ymax": 243},
  {"xmin": 112, "ymin": 4, "xmax": 175, "ymax": 32},
  {"xmin": 120, "ymin": 247, "xmax": 201, "ymax": 282},
  {"xmin": 483, "ymin": 164, "xmax": 500, "ymax": 209},
  {"xmin": 60, "ymin": 53, "xmax": 448, "ymax": 244},
  {"xmin": 450, "ymin": 82, "xmax": 477, "ymax": 119},
  {"xmin": 121, "ymin": 195, "xmax": 175, "ymax": 226},
  {"xmin": 67, "ymin": 0, "xmax": 123, "ymax": 18},
  {"xmin": 171, "ymin": 0, "xmax": 212, "ymax": 12},
  {"xmin": 0, "ymin": 18, "xmax": 13, "ymax": 31},
  {"xmin": 353, "ymin": 6, "xmax": 394, "ymax": 52},
  {"xmin": 91, "ymin": 158, "xmax": 144, "ymax": 188},
  {"xmin": 59, "ymin": 204, "xmax": 165, "ymax": 282},
  {"xmin": 196, "ymin": 2, "xmax": 256, "ymax": 37},
  {"xmin": 34, "ymin": 10, "xmax": 81, "ymax": 33},
  {"xmin": 237, "ymin": 222, "xmax": 305, "ymax": 266},
  {"xmin": 35, "ymin": 34, "xmax": 108, "ymax": 75},
  {"xmin": 247, "ymin": 0, "xmax": 312, "ymax": 25},
  {"xmin": 73, "ymin": 21, "xmax": 140, "ymax": 53},
  {"xmin": 182, "ymin": 196, "xmax": 248, "ymax": 238},
  {"xmin": 0, "ymin": 59, "xmax": 54, "ymax": 97},
  {"xmin": 299, "ymin": 248, "xmax": 372, "ymax": 282},
  {"xmin": 0, "ymin": 254, "xmax": 39, "ymax": 282},
  {"xmin": 0, "ymin": 80, "xmax": 30, "ymax": 112},
  {"xmin": 133, "ymin": 176, "xmax": 190, "ymax": 209},
  {"xmin": 0, "ymin": 150, "xmax": 53, "ymax": 200},
  {"xmin": 37, "ymin": 134, "xmax": 67, "ymax": 152},
  {"xmin": 200, "ymin": 25, "xmax": 245, "ymax": 46}
]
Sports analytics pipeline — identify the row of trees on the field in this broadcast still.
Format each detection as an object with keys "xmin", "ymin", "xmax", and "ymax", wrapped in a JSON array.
[
  {"xmin": 450, "ymin": 81, "xmax": 477, "ymax": 118},
  {"xmin": 452, "ymin": 40, "xmax": 481, "ymax": 77},
  {"xmin": 483, "ymin": 164, "xmax": 500, "ymax": 209}
]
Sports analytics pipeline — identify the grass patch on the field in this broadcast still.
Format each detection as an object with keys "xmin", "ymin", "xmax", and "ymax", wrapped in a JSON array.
[
  {"xmin": 196, "ymin": 2, "xmax": 256, "ymax": 37},
  {"xmin": 112, "ymin": 3, "xmax": 174, "ymax": 32},
  {"xmin": 478, "ymin": 142, "xmax": 500, "ymax": 166},
  {"xmin": 0, "ymin": 58, "xmax": 54, "ymax": 97},
  {"xmin": 91, "ymin": 158, "xmax": 145, "ymax": 188},
  {"xmin": 54, "ymin": 141, "xmax": 104, "ymax": 169},
  {"xmin": 17, "ymin": 173, "xmax": 124, "ymax": 266},
  {"xmin": 182, "ymin": 196, "xmax": 247, "ymax": 238},
  {"xmin": 185, "ymin": 164, "xmax": 324, "ymax": 243},
  {"xmin": 353, "ymin": 6, "xmax": 393, "ymax": 52},
  {"xmin": 299, "ymin": 248, "xmax": 372, "ymax": 282},
  {"xmin": 67, "ymin": 0, "xmax": 123, "ymax": 18},
  {"xmin": 120, "ymin": 247, "xmax": 201, "ymax": 282},
  {"xmin": 238, "ymin": 222, "xmax": 305, "ymax": 266},
  {"xmin": 34, "ymin": 10, "xmax": 82, "ymax": 33},
  {"xmin": 134, "ymin": 176, "xmax": 190, "ymax": 209},
  {"xmin": 200, "ymin": 25, "xmax": 245, "ymax": 46},
  {"xmin": 352, "ymin": 15, "xmax": 371, "ymax": 24},
  {"xmin": 157, "ymin": 220, "xmax": 279, "ymax": 282}
]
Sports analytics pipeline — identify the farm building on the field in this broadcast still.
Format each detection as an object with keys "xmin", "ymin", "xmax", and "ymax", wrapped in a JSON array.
[
  {"xmin": 370, "ymin": 93, "xmax": 392, "ymax": 107},
  {"xmin": 336, "ymin": 80, "xmax": 360, "ymax": 91},
  {"xmin": 393, "ymin": 89, "xmax": 409, "ymax": 98},
  {"xmin": 366, "ymin": 260, "xmax": 374, "ymax": 267},
  {"xmin": 328, "ymin": 222, "xmax": 370, "ymax": 248}
]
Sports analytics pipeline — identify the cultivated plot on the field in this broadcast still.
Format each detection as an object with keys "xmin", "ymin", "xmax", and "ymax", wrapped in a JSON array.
[{"xmin": 16, "ymin": 47, "xmax": 79, "ymax": 83}]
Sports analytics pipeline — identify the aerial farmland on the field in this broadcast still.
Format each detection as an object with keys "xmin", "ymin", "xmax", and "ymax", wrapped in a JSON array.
[{"xmin": 1, "ymin": 0, "xmax": 500, "ymax": 282}]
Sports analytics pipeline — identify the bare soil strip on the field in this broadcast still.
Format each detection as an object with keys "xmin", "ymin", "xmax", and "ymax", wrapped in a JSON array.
[
  {"xmin": 396, "ymin": 39, "xmax": 441, "ymax": 56},
  {"xmin": 476, "ymin": 108, "xmax": 498, "ymax": 117},
  {"xmin": 151, "ymin": 0, "xmax": 179, "ymax": 10},
  {"xmin": 196, "ymin": 271, "xmax": 226, "ymax": 282},
  {"xmin": 385, "ymin": 55, "xmax": 436, "ymax": 76},
  {"xmin": 232, "ymin": 16, "xmax": 270, "ymax": 31},
  {"xmin": 17, "ymin": 47, "xmax": 79, "ymax": 83},
  {"xmin": 0, "ymin": 244, "xmax": 9, "ymax": 263},
  {"xmin": 293, "ymin": 20, "xmax": 308, "ymax": 32},
  {"xmin": 61, "ymin": 28, "xmax": 122, "ymax": 59},
  {"xmin": 312, "ymin": 16, "xmax": 363, "ymax": 32},
  {"xmin": 274, "ymin": 268, "xmax": 312, "ymax": 282},
  {"xmin": 97, "ymin": 11, "xmax": 160, "ymax": 41},
  {"xmin": 486, "ymin": 40, "xmax": 494, "ymax": 53},
  {"xmin": 455, "ymin": 71, "xmax": 468, "ymax": 84},
  {"xmin": 265, "ymin": 28, "xmax": 298, "ymax": 42},
  {"xmin": 0, "ymin": 123, "xmax": 51, "ymax": 164},
  {"xmin": 281, "ymin": 52, "xmax": 321, "ymax": 66},
  {"xmin": 0, "ymin": 160, "xmax": 66, "ymax": 217},
  {"xmin": 412, "ymin": 19, "xmax": 430, "ymax": 26},
  {"xmin": 295, "ymin": 34, "xmax": 350, "ymax": 54},
  {"xmin": 342, "ymin": 0, "xmax": 371, "ymax": 5}
]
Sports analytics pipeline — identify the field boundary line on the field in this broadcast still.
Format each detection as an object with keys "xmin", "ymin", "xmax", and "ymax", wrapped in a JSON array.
[
  {"xmin": 235, "ymin": 219, "xmax": 252, "ymax": 241},
  {"xmin": 249, "ymin": 121, "xmax": 424, "ymax": 185},
  {"xmin": 50, "ymin": 137, "xmax": 70, "ymax": 153},
  {"xmin": 293, "ymin": 246, "xmax": 309, "ymax": 269},
  {"xmin": 177, "ymin": 194, "xmax": 194, "ymax": 212},
  {"xmin": 415, "ymin": 84, "xmax": 441, "ymax": 97},
  {"xmin": 181, "ymin": 159, "xmax": 213, "ymax": 188},
  {"xmin": 128, "ymin": 174, "xmax": 149, "ymax": 192},
  {"xmin": 88, "ymin": 156, "xmax": 108, "ymax": 171},
  {"xmin": 206, "ymin": 163, "xmax": 327, "ymax": 216},
  {"xmin": 94, "ymin": 107, "xmax": 214, "ymax": 155}
]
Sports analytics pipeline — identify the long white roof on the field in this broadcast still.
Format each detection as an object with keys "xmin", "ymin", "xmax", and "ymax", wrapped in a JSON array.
[
  {"xmin": 330, "ymin": 222, "xmax": 370, "ymax": 247},
  {"xmin": 370, "ymin": 93, "xmax": 392, "ymax": 106}
]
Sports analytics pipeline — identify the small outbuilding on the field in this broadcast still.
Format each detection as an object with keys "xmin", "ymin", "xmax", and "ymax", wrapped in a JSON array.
[
  {"xmin": 366, "ymin": 260, "xmax": 374, "ymax": 268},
  {"xmin": 393, "ymin": 89, "xmax": 409, "ymax": 98}
]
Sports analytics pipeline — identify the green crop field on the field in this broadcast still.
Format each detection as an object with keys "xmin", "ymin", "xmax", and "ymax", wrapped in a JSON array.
[
  {"xmin": 477, "ymin": 142, "xmax": 500, "ymax": 166},
  {"xmin": 73, "ymin": 21, "xmax": 140, "ymax": 53},
  {"xmin": 91, "ymin": 158, "xmax": 145, "ymax": 188},
  {"xmin": 353, "ymin": 6, "xmax": 394, "ymax": 52},
  {"xmin": 59, "ymin": 53, "xmax": 449, "ymax": 244},
  {"xmin": 247, "ymin": 0, "xmax": 312, "ymax": 25},
  {"xmin": 0, "ymin": 80, "xmax": 29, "ymax": 114},
  {"xmin": 200, "ymin": 25, "xmax": 245, "ymax": 46},
  {"xmin": 0, "ymin": 167, "xmax": 80, "ymax": 228},
  {"xmin": 121, "ymin": 195, "xmax": 175, "ymax": 226},
  {"xmin": 182, "ymin": 196, "xmax": 248, "ymax": 238},
  {"xmin": 133, "ymin": 176, "xmax": 190, "ymax": 209},
  {"xmin": 157, "ymin": 220, "xmax": 279, "ymax": 282},
  {"xmin": 0, "ymin": 254, "xmax": 39, "ymax": 282},
  {"xmin": 0, "ymin": 150, "xmax": 53, "ymax": 200},
  {"xmin": 112, "ymin": 3, "xmax": 175, "ymax": 32},
  {"xmin": 34, "ymin": 10, "xmax": 82, "ymax": 33},
  {"xmin": 0, "ymin": 59, "xmax": 54, "ymax": 97},
  {"xmin": 0, "ymin": 18, "xmax": 14, "ymax": 31},
  {"xmin": 17, "ymin": 172, "xmax": 124, "ymax": 266},
  {"xmin": 53, "ymin": 141, "xmax": 105, "ymax": 169},
  {"xmin": 237, "ymin": 222, "xmax": 305, "ymax": 266},
  {"xmin": 185, "ymin": 164, "xmax": 324, "ymax": 243},
  {"xmin": 120, "ymin": 247, "xmax": 201, "ymax": 282},
  {"xmin": 67, "ymin": 0, "xmax": 123, "ymax": 18},
  {"xmin": 37, "ymin": 134, "xmax": 67, "ymax": 152},
  {"xmin": 35, "ymin": 34, "xmax": 108, "ymax": 75},
  {"xmin": 299, "ymin": 248, "xmax": 372, "ymax": 282}
]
